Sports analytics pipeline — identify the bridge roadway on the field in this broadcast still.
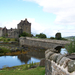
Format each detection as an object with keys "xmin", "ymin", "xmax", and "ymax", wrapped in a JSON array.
[{"xmin": 19, "ymin": 37, "xmax": 70, "ymax": 52}]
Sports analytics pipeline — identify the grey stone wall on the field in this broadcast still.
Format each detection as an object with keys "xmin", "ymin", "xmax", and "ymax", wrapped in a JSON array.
[
  {"xmin": 19, "ymin": 37, "xmax": 70, "ymax": 49},
  {"xmin": 45, "ymin": 49, "xmax": 75, "ymax": 75},
  {"xmin": 0, "ymin": 28, "xmax": 3, "ymax": 37}
]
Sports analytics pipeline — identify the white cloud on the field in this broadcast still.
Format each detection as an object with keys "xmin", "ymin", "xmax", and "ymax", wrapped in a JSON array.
[
  {"xmin": 23, "ymin": 0, "xmax": 75, "ymax": 25},
  {"xmin": 0, "ymin": 18, "xmax": 75, "ymax": 37},
  {"xmin": 0, "ymin": 18, "xmax": 46, "ymax": 36},
  {"xmin": 0, "ymin": 20, "xmax": 20, "ymax": 29}
]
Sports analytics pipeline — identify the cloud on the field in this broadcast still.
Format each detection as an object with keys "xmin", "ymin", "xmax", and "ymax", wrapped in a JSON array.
[
  {"xmin": 0, "ymin": 18, "xmax": 75, "ymax": 37},
  {"xmin": 0, "ymin": 20, "xmax": 20, "ymax": 29},
  {"xmin": 23, "ymin": 0, "xmax": 75, "ymax": 25},
  {"xmin": 0, "ymin": 18, "xmax": 46, "ymax": 35}
]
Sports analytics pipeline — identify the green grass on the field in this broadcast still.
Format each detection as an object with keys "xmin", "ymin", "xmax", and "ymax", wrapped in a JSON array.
[
  {"xmin": 0, "ymin": 62, "xmax": 45, "ymax": 75},
  {"xmin": 0, "ymin": 66, "xmax": 45, "ymax": 75},
  {"xmin": 0, "ymin": 37, "xmax": 17, "ymax": 42}
]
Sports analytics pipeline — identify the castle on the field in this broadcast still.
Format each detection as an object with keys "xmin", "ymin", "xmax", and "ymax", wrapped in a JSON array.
[{"xmin": 0, "ymin": 18, "xmax": 31, "ymax": 38}]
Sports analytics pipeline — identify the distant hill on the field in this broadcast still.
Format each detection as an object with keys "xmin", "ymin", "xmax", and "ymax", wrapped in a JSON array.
[{"xmin": 64, "ymin": 36, "xmax": 75, "ymax": 40}]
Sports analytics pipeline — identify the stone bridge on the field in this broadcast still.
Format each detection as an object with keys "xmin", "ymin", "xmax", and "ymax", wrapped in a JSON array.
[{"xmin": 19, "ymin": 37, "xmax": 70, "ymax": 52}]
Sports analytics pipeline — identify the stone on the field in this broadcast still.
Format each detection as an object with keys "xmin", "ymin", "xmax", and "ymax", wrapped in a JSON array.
[
  {"xmin": 59, "ymin": 57, "xmax": 70, "ymax": 66},
  {"xmin": 56, "ymin": 55, "xmax": 66, "ymax": 64},
  {"xmin": 50, "ymin": 53, "xmax": 60, "ymax": 62},
  {"xmin": 45, "ymin": 51, "xmax": 54, "ymax": 59},
  {"xmin": 68, "ymin": 60, "xmax": 75, "ymax": 73},
  {"xmin": 45, "ymin": 49, "xmax": 50, "ymax": 54},
  {"xmin": 39, "ymin": 58, "xmax": 45, "ymax": 66}
]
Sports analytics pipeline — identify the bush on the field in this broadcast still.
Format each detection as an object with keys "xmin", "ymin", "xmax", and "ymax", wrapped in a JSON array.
[
  {"xmin": 50, "ymin": 37, "xmax": 55, "ymax": 39},
  {"xmin": 60, "ymin": 38, "xmax": 68, "ymax": 40},
  {"xmin": 7, "ymin": 38, "xmax": 10, "ymax": 41},
  {"xmin": 0, "ymin": 47, "xmax": 10, "ymax": 53},
  {"xmin": 19, "ymin": 32, "xmax": 32, "ymax": 37},
  {"xmin": 65, "ymin": 38, "xmax": 75, "ymax": 54},
  {"xmin": 36, "ymin": 33, "xmax": 47, "ymax": 38}
]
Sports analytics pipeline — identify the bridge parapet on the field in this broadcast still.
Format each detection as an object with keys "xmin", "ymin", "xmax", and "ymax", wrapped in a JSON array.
[
  {"xmin": 45, "ymin": 49, "xmax": 75, "ymax": 75},
  {"xmin": 19, "ymin": 37, "xmax": 70, "ymax": 52},
  {"xmin": 25, "ymin": 37, "xmax": 70, "ymax": 44}
]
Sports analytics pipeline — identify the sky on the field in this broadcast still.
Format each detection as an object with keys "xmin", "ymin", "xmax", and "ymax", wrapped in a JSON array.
[{"xmin": 0, "ymin": 0, "xmax": 75, "ymax": 37}]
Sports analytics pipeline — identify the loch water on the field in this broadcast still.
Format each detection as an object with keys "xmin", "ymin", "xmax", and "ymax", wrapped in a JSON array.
[
  {"xmin": 0, "ymin": 47, "xmax": 67, "ymax": 69},
  {"xmin": 0, "ymin": 51, "xmax": 45, "ymax": 69}
]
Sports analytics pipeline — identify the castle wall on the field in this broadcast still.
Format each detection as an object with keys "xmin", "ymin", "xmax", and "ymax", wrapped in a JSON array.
[
  {"xmin": 45, "ymin": 49, "xmax": 75, "ymax": 75},
  {"xmin": 2, "ymin": 28, "xmax": 8, "ymax": 37},
  {"xmin": 8, "ymin": 29, "xmax": 19, "ymax": 38},
  {"xmin": 23, "ymin": 24, "xmax": 31, "ymax": 34},
  {"xmin": 0, "ymin": 28, "xmax": 3, "ymax": 37}
]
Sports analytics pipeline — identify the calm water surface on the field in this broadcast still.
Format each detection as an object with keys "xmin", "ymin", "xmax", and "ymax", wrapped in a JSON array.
[
  {"xmin": 0, "ymin": 54, "xmax": 40, "ymax": 69},
  {"xmin": 0, "ymin": 48, "xmax": 67, "ymax": 69}
]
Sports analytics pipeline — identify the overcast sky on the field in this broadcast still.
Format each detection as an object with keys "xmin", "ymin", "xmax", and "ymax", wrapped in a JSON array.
[{"xmin": 0, "ymin": 0, "xmax": 75, "ymax": 37}]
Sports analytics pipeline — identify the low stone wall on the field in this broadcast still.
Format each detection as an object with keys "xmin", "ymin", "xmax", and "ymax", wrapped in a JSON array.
[
  {"xmin": 45, "ymin": 49, "xmax": 75, "ymax": 75},
  {"xmin": 19, "ymin": 37, "xmax": 70, "ymax": 49}
]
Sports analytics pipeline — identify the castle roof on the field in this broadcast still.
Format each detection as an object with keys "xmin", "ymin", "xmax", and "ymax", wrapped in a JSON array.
[{"xmin": 18, "ymin": 18, "xmax": 31, "ymax": 25}]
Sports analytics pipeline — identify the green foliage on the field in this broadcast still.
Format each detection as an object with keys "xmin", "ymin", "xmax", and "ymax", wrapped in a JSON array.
[
  {"xmin": 50, "ymin": 36, "xmax": 67, "ymax": 40},
  {"xmin": 15, "ymin": 38, "xmax": 18, "ymax": 41},
  {"xmin": 0, "ymin": 37, "xmax": 17, "ymax": 42},
  {"xmin": 0, "ymin": 66, "xmax": 45, "ymax": 75},
  {"xmin": 60, "ymin": 38, "xmax": 68, "ymax": 40},
  {"xmin": 19, "ymin": 32, "xmax": 32, "ymax": 37},
  {"xmin": 7, "ymin": 38, "xmax": 10, "ymax": 41},
  {"xmin": 50, "ymin": 37, "xmax": 55, "ymax": 39},
  {"xmin": 0, "ymin": 47, "xmax": 10, "ymax": 53},
  {"xmin": 36, "ymin": 33, "xmax": 47, "ymax": 38},
  {"xmin": 5, "ymin": 33, "xmax": 8, "ymax": 36},
  {"xmin": 65, "ymin": 38, "xmax": 75, "ymax": 54}
]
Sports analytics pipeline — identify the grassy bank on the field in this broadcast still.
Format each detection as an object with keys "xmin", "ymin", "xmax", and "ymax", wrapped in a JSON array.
[
  {"xmin": 0, "ymin": 67, "xmax": 45, "ymax": 75},
  {"xmin": 0, "ymin": 63, "xmax": 45, "ymax": 75},
  {"xmin": 0, "ymin": 37, "xmax": 17, "ymax": 42}
]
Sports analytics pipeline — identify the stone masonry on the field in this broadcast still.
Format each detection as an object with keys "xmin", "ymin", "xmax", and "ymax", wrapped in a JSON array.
[
  {"xmin": 19, "ymin": 37, "xmax": 70, "ymax": 52},
  {"xmin": 45, "ymin": 49, "xmax": 75, "ymax": 75}
]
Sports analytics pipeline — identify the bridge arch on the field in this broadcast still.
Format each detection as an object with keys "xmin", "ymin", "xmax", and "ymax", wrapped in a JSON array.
[{"xmin": 54, "ymin": 45, "xmax": 65, "ymax": 53}]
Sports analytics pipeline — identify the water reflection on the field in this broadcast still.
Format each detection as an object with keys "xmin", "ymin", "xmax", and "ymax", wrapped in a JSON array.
[
  {"xmin": 18, "ymin": 54, "xmax": 31, "ymax": 64},
  {"xmin": 27, "ymin": 51, "xmax": 45, "ymax": 59},
  {"xmin": 0, "ymin": 51, "xmax": 45, "ymax": 69}
]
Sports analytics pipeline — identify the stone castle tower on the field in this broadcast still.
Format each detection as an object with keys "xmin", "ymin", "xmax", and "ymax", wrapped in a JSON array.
[{"xmin": 17, "ymin": 18, "xmax": 31, "ymax": 34}]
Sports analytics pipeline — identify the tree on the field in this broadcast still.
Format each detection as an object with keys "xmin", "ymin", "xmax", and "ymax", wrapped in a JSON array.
[
  {"xmin": 36, "ymin": 33, "xmax": 47, "ymax": 38},
  {"xmin": 50, "ymin": 37, "xmax": 55, "ymax": 39},
  {"xmin": 19, "ymin": 32, "xmax": 32, "ymax": 37},
  {"xmin": 65, "ymin": 38, "xmax": 75, "ymax": 54}
]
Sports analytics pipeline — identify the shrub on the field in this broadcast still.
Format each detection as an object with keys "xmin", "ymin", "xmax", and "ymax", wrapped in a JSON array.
[
  {"xmin": 0, "ymin": 47, "xmax": 10, "ymax": 53},
  {"xmin": 36, "ymin": 33, "xmax": 47, "ymax": 38},
  {"xmin": 65, "ymin": 38, "xmax": 75, "ymax": 54},
  {"xmin": 15, "ymin": 38, "xmax": 18, "ymax": 41},
  {"xmin": 19, "ymin": 32, "xmax": 32, "ymax": 37},
  {"xmin": 3, "ymin": 39, "xmax": 6, "ymax": 42},
  {"xmin": 50, "ymin": 37, "xmax": 55, "ymax": 39},
  {"xmin": 61, "ymin": 38, "xmax": 68, "ymax": 40},
  {"xmin": 7, "ymin": 38, "xmax": 10, "ymax": 41}
]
